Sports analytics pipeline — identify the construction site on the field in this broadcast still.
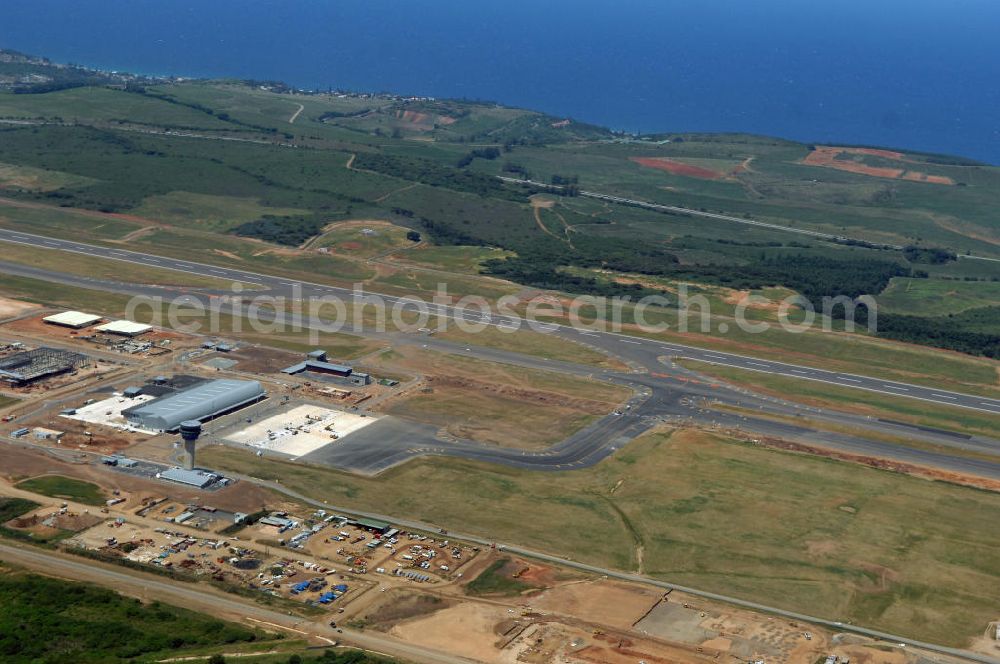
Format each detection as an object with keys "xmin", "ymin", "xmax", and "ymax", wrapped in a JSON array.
[
  {"xmin": 0, "ymin": 346, "xmax": 90, "ymax": 386},
  {"xmin": 0, "ymin": 465, "xmax": 920, "ymax": 664}
]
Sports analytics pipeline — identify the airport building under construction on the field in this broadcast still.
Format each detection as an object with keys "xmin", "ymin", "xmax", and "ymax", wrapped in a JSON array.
[{"xmin": 0, "ymin": 347, "xmax": 89, "ymax": 386}]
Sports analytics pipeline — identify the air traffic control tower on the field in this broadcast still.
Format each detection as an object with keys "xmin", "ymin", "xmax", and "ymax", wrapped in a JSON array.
[{"xmin": 178, "ymin": 420, "xmax": 203, "ymax": 471}]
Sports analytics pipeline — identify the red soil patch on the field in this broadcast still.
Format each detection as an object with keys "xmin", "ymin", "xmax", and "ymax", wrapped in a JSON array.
[
  {"xmin": 338, "ymin": 241, "xmax": 363, "ymax": 251},
  {"xmin": 395, "ymin": 110, "xmax": 456, "ymax": 128},
  {"xmin": 396, "ymin": 110, "xmax": 431, "ymax": 125},
  {"xmin": 802, "ymin": 146, "xmax": 955, "ymax": 185},
  {"xmin": 630, "ymin": 157, "xmax": 722, "ymax": 180},
  {"xmin": 901, "ymin": 172, "xmax": 954, "ymax": 185}
]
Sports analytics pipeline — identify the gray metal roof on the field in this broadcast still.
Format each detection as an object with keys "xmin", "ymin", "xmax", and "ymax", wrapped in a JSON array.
[
  {"xmin": 123, "ymin": 379, "xmax": 264, "ymax": 431},
  {"xmin": 161, "ymin": 468, "xmax": 215, "ymax": 488},
  {"xmin": 280, "ymin": 360, "xmax": 352, "ymax": 375}
]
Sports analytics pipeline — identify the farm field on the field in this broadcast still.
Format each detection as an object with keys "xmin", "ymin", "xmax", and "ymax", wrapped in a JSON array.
[{"xmin": 202, "ymin": 426, "xmax": 1000, "ymax": 647}]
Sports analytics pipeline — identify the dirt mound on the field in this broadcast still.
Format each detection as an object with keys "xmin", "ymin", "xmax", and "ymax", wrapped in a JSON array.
[
  {"xmin": 359, "ymin": 590, "xmax": 453, "ymax": 630},
  {"xmin": 0, "ymin": 296, "xmax": 40, "ymax": 319}
]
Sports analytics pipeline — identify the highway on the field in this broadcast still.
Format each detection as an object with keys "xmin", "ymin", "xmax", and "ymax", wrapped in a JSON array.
[
  {"xmin": 0, "ymin": 541, "xmax": 478, "ymax": 664},
  {"xmin": 0, "ymin": 227, "xmax": 998, "ymax": 417}
]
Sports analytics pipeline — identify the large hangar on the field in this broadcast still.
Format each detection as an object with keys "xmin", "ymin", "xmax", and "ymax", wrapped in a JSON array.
[{"xmin": 122, "ymin": 378, "xmax": 265, "ymax": 432}]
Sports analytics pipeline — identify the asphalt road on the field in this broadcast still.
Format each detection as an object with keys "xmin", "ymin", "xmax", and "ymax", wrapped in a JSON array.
[
  {"xmin": 1, "ymin": 228, "xmax": 997, "ymax": 416},
  {"xmin": 0, "ymin": 540, "xmax": 478, "ymax": 664}
]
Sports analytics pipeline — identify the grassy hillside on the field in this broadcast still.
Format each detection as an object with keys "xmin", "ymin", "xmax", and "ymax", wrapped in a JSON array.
[{"xmin": 0, "ymin": 55, "xmax": 997, "ymax": 362}]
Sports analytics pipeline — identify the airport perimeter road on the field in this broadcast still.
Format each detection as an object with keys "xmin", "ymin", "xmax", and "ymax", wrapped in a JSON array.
[
  {"xmin": 232, "ymin": 479, "xmax": 1000, "ymax": 664},
  {"xmin": 0, "ymin": 227, "xmax": 997, "ymax": 416},
  {"xmin": 0, "ymin": 541, "xmax": 478, "ymax": 664}
]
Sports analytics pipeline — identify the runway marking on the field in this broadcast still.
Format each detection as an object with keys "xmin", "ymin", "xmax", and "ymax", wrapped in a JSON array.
[
  {"xmin": 932, "ymin": 393, "xmax": 957, "ymax": 400},
  {"xmin": 621, "ymin": 339, "xmax": 641, "ymax": 345},
  {"xmin": 3, "ymin": 230, "xmax": 996, "ymax": 418},
  {"xmin": 747, "ymin": 361, "xmax": 770, "ymax": 367},
  {"xmin": 838, "ymin": 377, "xmax": 861, "ymax": 383},
  {"xmin": 886, "ymin": 385, "xmax": 909, "ymax": 391}
]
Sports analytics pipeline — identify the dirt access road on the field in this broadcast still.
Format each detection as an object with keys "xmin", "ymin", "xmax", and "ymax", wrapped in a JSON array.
[{"xmin": 0, "ymin": 540, "xmax": 479, "ymax": 664}]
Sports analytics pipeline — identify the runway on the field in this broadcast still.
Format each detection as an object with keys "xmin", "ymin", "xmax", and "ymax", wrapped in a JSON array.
[
  {"xmin": 2, "ymin": 228, "xmax": 1000, "ymax": 479},
  {"xmin": 0, "ymin": 228, "xmax": 996, "ymax": 415}
]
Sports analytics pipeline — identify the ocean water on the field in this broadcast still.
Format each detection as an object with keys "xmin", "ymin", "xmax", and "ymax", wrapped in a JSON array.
[{"xmin": 2, "ymin": 0, "xmax": 998, "ymax": 163}]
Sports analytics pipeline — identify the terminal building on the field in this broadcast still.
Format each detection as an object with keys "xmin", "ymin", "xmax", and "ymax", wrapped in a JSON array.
[
  {"xmin": 281, "ymin": 350, "xmax": 371, "ymax": 386},
  {"xmin": 122, "ymin": 378, "xmax": 265, "ymax": 432}
]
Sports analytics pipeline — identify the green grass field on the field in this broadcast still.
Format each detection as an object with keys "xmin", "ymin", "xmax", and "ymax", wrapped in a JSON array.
[
  {"xmin": 393, "ymin": 246, "xmax": 510, "ymax": 274},
  {"xmin": 879, "ymin": 276, "xmax": 1000, "ymax": 316},
  {"xmin": 464, "ymin": 558, "xmax": 538, "ymax": 596},
  {"xmin": 0, "ymin": 161, "xmax": 98, "ymax": 192},
  {"xmin": 16, "ymin": 476, "xmax": 106, "ymax": 506},
  {"xmin": 202, "ymin": 427, "xmax": 1000, "ymax": 646},
  {"xmin": 0, "ymin": 86, "xmax": 236, "ymax": 129},
  {"xmin": 0, "ymin": 242, "xmax": 252, "ymax": 289},
  {"xmin": 0, "ymin": 273, "xmax": 133, "ymax": 314},
  {"xmin": 131, "ymin": 191, "xmax": 308, "ymax": 232},
  {"xmin": 435, "ymin": 325, "xmax": 622, "ymax": 369}
]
